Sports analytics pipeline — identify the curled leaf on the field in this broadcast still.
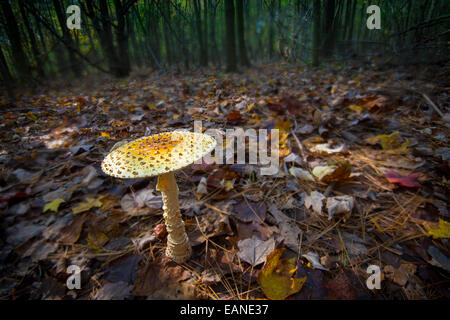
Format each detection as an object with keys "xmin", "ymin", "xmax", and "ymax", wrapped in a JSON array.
[
  {"xmin": 258, "ymin": 248, "xmax": 306, "ymax": 300},
  {"xmin": 312, "ymin": 161, "xmax": 351, "ymax": 183}
]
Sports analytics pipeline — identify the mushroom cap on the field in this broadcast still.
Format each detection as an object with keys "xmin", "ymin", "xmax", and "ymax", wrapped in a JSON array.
[{"xmin": 101, "ymin": 131, "xmax": 216, "ymax": 178}]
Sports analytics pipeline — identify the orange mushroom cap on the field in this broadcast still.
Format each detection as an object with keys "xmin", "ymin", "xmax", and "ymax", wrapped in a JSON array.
[{"xmin": 101, "ymin": 131, "xmax": 216, "ymax": 179}]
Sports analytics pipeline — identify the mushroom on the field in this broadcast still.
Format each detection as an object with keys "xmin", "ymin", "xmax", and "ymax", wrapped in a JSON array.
[{"xmin": 101, "ymin": 131, "xmax": 216, "ymax": 263}]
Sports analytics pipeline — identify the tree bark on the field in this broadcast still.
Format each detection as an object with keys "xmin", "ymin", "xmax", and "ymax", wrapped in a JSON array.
[
  {"xmin": 323, "ymin": 0, "xmax": 336, "ymax": 58},
  {"xmin": 114, "ymin": 0, "xmax": 131, "ymax": 77},
  {"xmin": 312, "ymin": 0, "xmax": 321, "ymax": 67},
  {"xmin": 193, "ymin": 0, "xmax": 207, "ymax": 66},
  {"xmin": 162, "ymin": 0, "xmax": 173, "ymax": 65},
  {"xmin": 0, "ymin": 0, "xmax": 31, "ymax": 80},
  {"xmin": 224, "ymin": 0, "xmax": 237, "ymax": 72},
  {"xmin": 236, "ymin": 0, "xmax": 250, "ymax": 66},
  {"xmin": 18, "ymin": 0, "xmax": 45, "ymax": 77}
]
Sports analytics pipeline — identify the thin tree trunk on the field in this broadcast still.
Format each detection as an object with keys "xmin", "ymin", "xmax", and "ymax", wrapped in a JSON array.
[
  {"xmin": 348, "ymin": 0, "xmax": 357, "ymax": 40},
  {"xmin": 209, "ymin": 1, "xmax": 219, "ymax": 66},
  {"xmin": 203, "ymin": 0, "xmax": 209, "ymax": 65},
  {"xmin": 268, "ymin": 0, "xmax": 275, "ymax": 59},
  {"xmin": 236, "ymin": 0, "xmax": 250, "ymax": 66},
  {"xmin": 224, "ymin": 0, "xmax": 237, "ymax": 72},
  {"xmin": 0, "ymin": 45, "xmax": 13, "ymax": 83},
  {"xmin": 0, "ymin": 0, "xmax": 31, "ymax": 79},
  {"xmin": 114, "ymin": 0, "xmax": 131, "ymax": 77},
  {"xmin": 194, "ymin": 0, "xmax": 207, "ymax": 66},
  {"xmin": 0, "ymin": 45, "xmax": 15, "ymax": 99},
  {"xmin": 19, "ymin": 0, "xmax": 45, "ymax": 77},
  {"xmin": 312, "ymin": 0, "xmax": 321, "ymax": 67},
  {"xmin": 162, "ymin": 0, "xmax": 173, "ymax": 65},
  {"xmin": 323, "ymin": 0, "xmax": 336, "ymax": 58}
]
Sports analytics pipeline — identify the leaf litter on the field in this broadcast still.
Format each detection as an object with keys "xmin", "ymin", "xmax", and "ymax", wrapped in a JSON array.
[{"xmin": 0, "ymin": 61, "xmax": 449, "ymax": 300}]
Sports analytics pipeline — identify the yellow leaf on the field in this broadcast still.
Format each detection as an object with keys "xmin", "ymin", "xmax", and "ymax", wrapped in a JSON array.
[
  {"xmin": 246, "ymin": 102, "xmax": 256, "ymax": 113},
  {"xmin": 348, "ymin": 104, "xmax": 363, "ymax": 114},
  {"xmin": 43, "ymin": 198, "xmax": 65, "ymax": 213},
  {"xmin": 101, "ymin": 132, "xmax": 111, "ymax": 139},
  {"xmin": 72, "ymin": 195, "xmax": 104, "ymax": 214},
  {"xmin": 365, "ymin": 131, "xmax": 409, "ymax": 154},
  {"xmin": 426, "ymin": 219, "xmax": 450, "ymax": 239},
  {"xmin": 258, "ymin": 248, "xmax": 306, "ymax": 300},
  {"xmin": 225, "ymin": 180, "xmax": 234, "ymax": 192}
]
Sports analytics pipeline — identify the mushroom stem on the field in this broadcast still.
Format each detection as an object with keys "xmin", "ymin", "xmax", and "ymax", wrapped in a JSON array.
[{"xmin": 156, "ymin": 171, "xmax": 192, "ymax": 263}]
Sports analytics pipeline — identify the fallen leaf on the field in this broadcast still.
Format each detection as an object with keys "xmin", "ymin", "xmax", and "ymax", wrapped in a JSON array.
[
  {"xmin": 43, "ymin": 198, "xmax": 65, "ymax": 213},
  {"xmin": 326, "ymin": 195, "xmax": 354, "ymax": 220},
  {"xmin": 87, "ymin": 226, "xmax": 109, "ymax": 250},
  {"xmin": 425, "ymin": 219, "xmax": 450, "ymax": 239},
  {"xmin": 57, "ymin": 215, "xmax": 87, "ymax": 245},
  {"xmin": 120, "ymin": 188, "xmax": 162, "ymax": 216},
  {"xmin": 101, "ymin": 131, "xmax": 111, "ymax": 139},
  {"xmin": 72, "ymin": 195, "xmax": 104, "ymax": 214},
  {"xmin": 304, "ymin": 191, "xmax": 326, "ymax": 215},
  {"xmin": 132, "ymin": 256, "xmax": 191, "ymax": 296},
  {"xmin": 310, "ymin": 143, "xmax": 347, "ymax": 155},
  {"xmin": 284, "ymin": 153, "xmax": 303, "ymax": 166},
  {"xmin": 237, "ymin": 236, "xmax": 275, "ymax": 266},
  {"xmin": 302, "ymin": 252, "xmax": 329, "ymax": 271},
  {"xmin": 312, "ymin": 161, "xmax": 351, "ymax": 183},
  {"xmin": 384, "ymin": 263, "xmax": 416, "ymax": 286},
  {"xmin": 289, "ymin": 167, "xmax": 315, "ymax": 182},
  {"xmin": 268, "ymin": 204, "xmax": 301, "ymax": 252},
  {"xmin": 93, "ymin": 281, "xmax": 132, "ymax": 300},
  {"xmin": 234, "ymin": 201, "xmax": 266, "ymax": 223},
  {"xmin": 365, "ymin": 131, "xmax": 409, "ymax": 154},
  {"xmin": 348, "ymin": 104, "xmax": 363, "ymax": 114},
  {"xmin": 258, "ymin": 248, "xmax": 306, "ymax": 300},
  {"xmin": 196, "ymin": 177, "xmax": 208, "ymax": 195},
  {"xmin": 427, "ymin": 246, "xmax": 450, "ymax": 272},
  {"xmin": 325, "ymin": 272, "xmax": 356, "ymax": 299},
  {"xmin": 384, "ymin": 170, "xmax": 421, "ymax": 187}
]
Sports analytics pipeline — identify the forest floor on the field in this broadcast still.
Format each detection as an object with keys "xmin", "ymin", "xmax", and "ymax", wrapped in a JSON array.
[{"xmin": 0, "ymin": 59, "xmax": 449, "ymax": 300}]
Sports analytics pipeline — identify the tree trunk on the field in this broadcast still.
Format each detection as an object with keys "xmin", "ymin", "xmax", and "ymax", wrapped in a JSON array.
[
  {"xmin": 18, "ymin": 0, "xmax": 45, "ymax": 77},
  {"xmin": 312, "ymin": 0, "xmax": 321, "ymax": 67},
  {"xmin": 194, "ymin": 0, "xmax": 207, "ymax": 66},
  {"xmin": 224, "ymin": 0, "xmax": 237, "ymax": 72},
  {"xmin": 347, "ymin": 0, "xmax": 357, "ymax": 40},
  {"xmin": 114, "ymin": 0, "xmax": 131, "ymax": 77},
  {"xmin": 236, "ymin": 0, "xmax": 250, "ymax": 66},
  {"xmin": 209, "ymin": 1, "xmax": 219, "ymax": 66},
  {"xmin": 323, "ymin": 0, "xmax": 336, "ymax": 58},
  {"xmin": 0, "ymin": 0, "xmax": 31, "ymax": 80},
  {"xmin": 0, "ymin": 45, "xmax": 13, "ymax": 83},
  {"xmin": 268, "ymin": 0, "xmax": 275, "ymax": 59},
  {"xmin": 203, "ymin": 0, "xmax": 209, "ymax": 65},
  {"xmin": 162, "ymin": 0, "xmax": 173, "ymax": 65}
]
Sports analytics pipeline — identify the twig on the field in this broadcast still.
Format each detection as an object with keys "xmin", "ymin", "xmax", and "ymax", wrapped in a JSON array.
[
  {"xmin": 422, "ymin": 93, "xmax": 444, "ymax": 118},
  {"xmin": 290, "ymin": 126, "xmax": 308, "ymax": 167}
]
